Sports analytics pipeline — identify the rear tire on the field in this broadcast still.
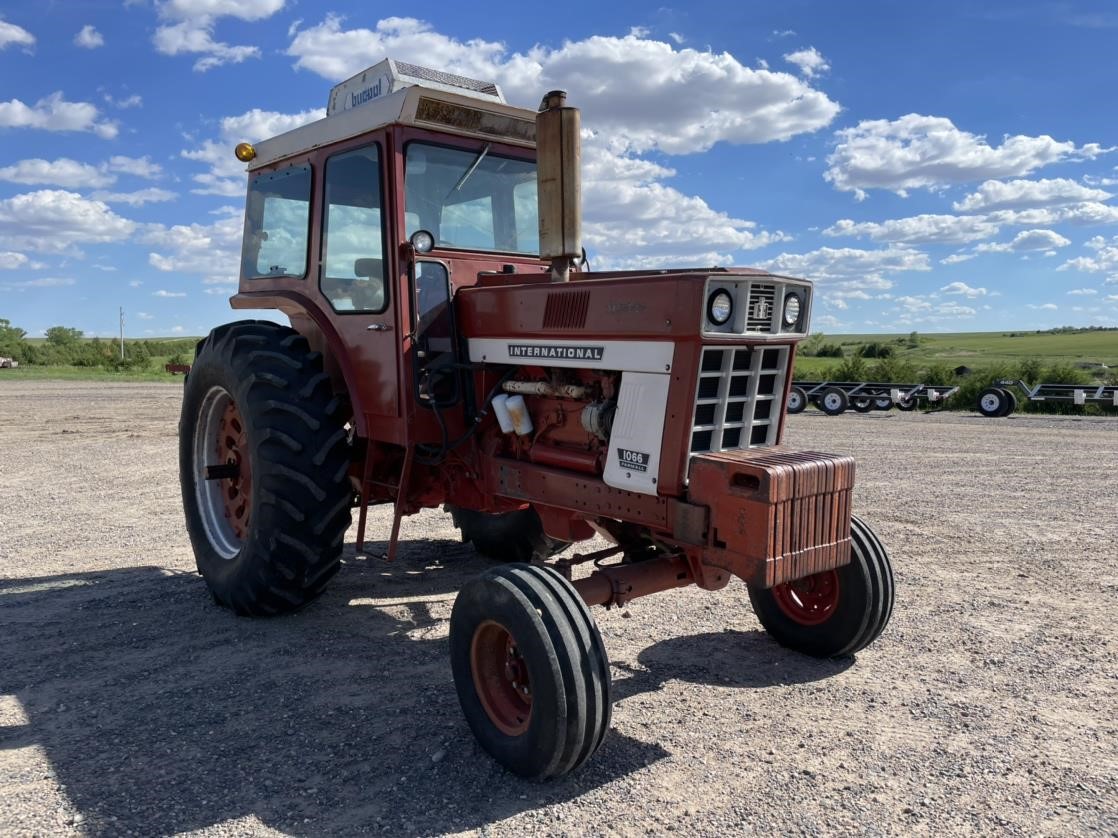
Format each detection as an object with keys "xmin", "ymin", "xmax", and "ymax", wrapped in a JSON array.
[
  {"xmin": 998, "ymin": 388, "xmax": 1018, "ymax": 416},
  {"xmin": 850, "ymin": 397, "xmax": 874, "ymax": 413},
  {"xmin": 977, "ymin": 387, "xmax": 1009, "ymax": 417},
  {"xmin": 450, "ymin": 564, "xmax": 611, "ymax": 779},
  {"xmin": 447, "ymin": 506, "xmax": 568, "ymax": 562},
  {"xmin": 786, "ymin": 386, "xmax": 808, "ymax": 414},
  {"xmin": 819, "ymin": 387, "xmax": 848, "ymax": 416},
  {"xmin": 747, "ymin": 515, "xmax": 894, "ymax": 657},
  {"xmin": 895, "ymin": 396, "xmax": 918, "ymax": 412},
  {"xmin": 873, "ymin": 397, "xmax": 893, "ymax": 411},
  {"xmin": 180, "ymin": 321, "xmax": 352, "ymax": 616}
]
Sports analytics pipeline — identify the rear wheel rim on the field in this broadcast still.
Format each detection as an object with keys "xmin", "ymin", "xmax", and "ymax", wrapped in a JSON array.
[
  {"xmin": 772, "ymin": 570, "xmax": 840, "ymax": 626},
  {"xmin": 980, "ymin": 393, "xmax": 1001, "ymax": 413},
  {"xmin": 470, "ymin": 620, "xmax": 532, "ymax": 736},
  {"xmin": 193, "ymin": 386, "xmax": 251, "ymax": 559},
  {"xmin": 824, "ymin": 393, "xmax": 843, "ymax": 411}
]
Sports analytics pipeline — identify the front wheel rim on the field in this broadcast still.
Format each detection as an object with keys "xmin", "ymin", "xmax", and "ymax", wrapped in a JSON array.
[
  {"xmin": 772, "ymin": 570, "xmax": 840, "ymax": 626},
  {"xmin": 824, "ymin": 394, "xmax": 842, "ymax": 411},
  {"xmin": 193, "ymin": 386, "xmax": 251, "ymax": 560},
  {"xmin": 471, "ymin": 620, "xmax": 532, "ymax": 736},
  {"xmin": 980, "ymin": 393, "xmax": 1001, "ymax": 413}
]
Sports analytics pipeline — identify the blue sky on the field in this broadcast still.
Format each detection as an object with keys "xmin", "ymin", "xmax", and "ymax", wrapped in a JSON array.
[{"xmin": 2, "ymin": 0, "xmax": 1118, "ymax": 338}]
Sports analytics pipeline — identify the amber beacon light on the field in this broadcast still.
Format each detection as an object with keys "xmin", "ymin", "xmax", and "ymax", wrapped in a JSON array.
[{"xmin": 234, "ymin": 142, "xmax": 256, "ymax": 162}]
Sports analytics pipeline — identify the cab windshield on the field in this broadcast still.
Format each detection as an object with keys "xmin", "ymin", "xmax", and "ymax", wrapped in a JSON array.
[{"xmin": 404, "ymin": 142, "xmax": 539, "ymax": 255}]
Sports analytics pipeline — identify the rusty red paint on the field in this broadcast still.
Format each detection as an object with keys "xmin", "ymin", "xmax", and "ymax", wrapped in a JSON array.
[
  {"xmin": 216, "ymin": 399, "xmax": 251, "ymax": 541},
  {"xmin": 470, "ymin": 620, "xmax": 531, "ymax": 736}
]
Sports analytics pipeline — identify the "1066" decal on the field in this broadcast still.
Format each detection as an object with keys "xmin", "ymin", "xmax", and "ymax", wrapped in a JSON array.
[{"xmin": 617, "ymin": 447, "xmax": 651, "ymax": 472}]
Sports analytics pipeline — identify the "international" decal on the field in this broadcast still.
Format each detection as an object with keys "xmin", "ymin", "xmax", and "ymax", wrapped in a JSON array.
[{"xmin": 507, "ymin": 343, "xmax": 605, "ymax": 361}]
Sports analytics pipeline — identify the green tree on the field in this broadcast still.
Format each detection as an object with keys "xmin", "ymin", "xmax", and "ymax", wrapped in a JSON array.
[
  {"xmin": 45, "ymin": 326, "xmax": 83, "ymax": 347},
  {"xmin": 0, "ymin": 318, "xmax": 27, "ymax": 356}
]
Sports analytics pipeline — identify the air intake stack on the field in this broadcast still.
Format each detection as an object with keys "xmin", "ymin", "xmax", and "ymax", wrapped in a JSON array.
[{"xmin": 536, "ymin": 90, "xmax": 582, "ymax": 283}]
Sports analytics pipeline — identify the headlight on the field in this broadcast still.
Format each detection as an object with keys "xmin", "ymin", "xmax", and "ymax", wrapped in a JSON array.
[
  {"xmin": 783, "ymin": 293, "xmax": 802, "ymax": 328},
  {"xmin": 707, "ymin": 290, "xmax": 733, "ymax": 326}
]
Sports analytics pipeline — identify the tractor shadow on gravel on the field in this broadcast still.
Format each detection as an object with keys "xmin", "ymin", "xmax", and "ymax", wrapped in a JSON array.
[
  {"xmin": 0, "ymin": 542, "xmax": 670, "ymax": 836},
  {"xmin": 611, "ymin": 630, "xmax": 855, "ymax": 702}
]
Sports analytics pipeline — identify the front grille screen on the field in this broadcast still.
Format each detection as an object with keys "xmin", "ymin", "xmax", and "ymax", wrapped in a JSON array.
[
  {"xmin": 690, "ymin": 345, "xmax": 788, "ymax": 453},
  {"xmin": 745, "ymin": 283, "xmax": 777, "ymax": 332}
]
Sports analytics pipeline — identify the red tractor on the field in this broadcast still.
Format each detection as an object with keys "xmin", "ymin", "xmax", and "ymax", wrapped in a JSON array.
[{"xmin": 180, "ymin": 59, "xmax": 894, "ymax": 779}]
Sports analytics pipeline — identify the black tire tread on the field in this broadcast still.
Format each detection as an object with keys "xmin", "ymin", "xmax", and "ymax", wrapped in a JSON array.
[
  {"xmin": 449, "ymin": 564, "xmax": 611, "ymax": 779},
  {"xmin": 180, "ymin": 320, "xmax": 351, "ymax": 616}
]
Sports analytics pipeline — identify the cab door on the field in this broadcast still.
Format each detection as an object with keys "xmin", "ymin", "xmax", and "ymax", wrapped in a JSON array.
[{"xmin": 317, "ymin": 141, "xmax": 399, "ymax": 427}]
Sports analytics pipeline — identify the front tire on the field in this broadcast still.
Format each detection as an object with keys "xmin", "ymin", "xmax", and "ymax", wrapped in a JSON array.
[
  {"xmin": 450, "ymin": 564, "xmax": 611, "ymax": 779},
  {"xmin": 180, "ymin": 321, "xmax": 352, "ymax": 616},
  {"xmin": 747, "ymin": 515, "xmax": 894, "ymax": 657}
]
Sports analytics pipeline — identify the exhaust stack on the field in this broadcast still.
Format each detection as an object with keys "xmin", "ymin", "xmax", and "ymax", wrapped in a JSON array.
[{"xmin": 536, "ymin": 90, "xmax": 581, "ymax": 282}]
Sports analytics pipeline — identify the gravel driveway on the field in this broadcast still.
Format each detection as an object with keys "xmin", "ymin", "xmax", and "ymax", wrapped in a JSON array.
[{"xmin": 1, "ymin": 381, "xmax": 1115, "ymax": 836}]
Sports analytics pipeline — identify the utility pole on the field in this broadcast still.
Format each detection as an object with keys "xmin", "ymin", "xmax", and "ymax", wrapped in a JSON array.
[{"xmin": 119, "ymin": 307, "xmax": 125, "ymax": 360}]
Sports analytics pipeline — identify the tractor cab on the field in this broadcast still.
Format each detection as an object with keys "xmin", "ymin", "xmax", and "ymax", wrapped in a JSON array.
[{"xmin": 228, "ymin": 60, "xmax": 550, "ymax": 442}]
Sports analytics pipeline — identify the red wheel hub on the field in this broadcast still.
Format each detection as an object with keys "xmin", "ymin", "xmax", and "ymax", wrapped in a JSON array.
[
  {"xmin": 215, "ymin": 399, "xmax": 251, "ymax": 540},
  {"xmin": 771, "ymin": 570, "xmax": 840, "ymax": 626},
  {"xmin": 470, "ymin": 621, "xmax": 532, "ymax": 736}
]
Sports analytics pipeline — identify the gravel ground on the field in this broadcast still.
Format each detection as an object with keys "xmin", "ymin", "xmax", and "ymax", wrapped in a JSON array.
[{"xmin": 1, "ymin": 380, "xmax": 1116, "ymax": 837}]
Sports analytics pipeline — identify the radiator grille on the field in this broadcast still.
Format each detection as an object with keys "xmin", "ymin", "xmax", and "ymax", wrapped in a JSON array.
[
  {"xmin": 690, "ymin": 345, "xmax": 788, "ymax": 454},
  {"xmin": 745, "ymin": 283, "xmax": 777, "ymax": 333},
  {"xmin": 541, "ymin": 290, "xmax": 591, "ymax": 329}
]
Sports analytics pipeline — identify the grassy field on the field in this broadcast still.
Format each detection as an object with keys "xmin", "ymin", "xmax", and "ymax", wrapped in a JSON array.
[
  {"xmin": 793, "ymin": 329, "xmax": 1117, "ymax": 380},
  {"xmin": 811, "ymin": 330, "xmax": 1118, "ymax": 367},
  {"xmin": 0, "ymin": 365, "xmax": 184, "ymax": 383}
]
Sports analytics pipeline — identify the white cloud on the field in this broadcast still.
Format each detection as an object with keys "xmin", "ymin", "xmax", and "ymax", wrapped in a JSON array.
[
  {"xmin": 0, "ymin": 155, "xmax": 163, "ymax": 191},
  {"xmin": 91, "ymin": 188, "xmax": 177, "ymax": 206},
  {"xmin": 953, "ymin": 177, "xmax": 1111, "ymax": 212},
  {"xmin": 0, "ymin": 158, "xmax": 115, "ymax": 188},
  {"xmin": 985, "ymin": 201, "xmax": 1118, "ymax": 227},
  {"xmin": 137, "ymin": 311, "xmax": 154, "ymax": 319},
  {"xmin": 129, "ymin": 280, "xmax": 144, "ymax": 287},
  {"xmin": 581, "ymin": 143, "xmax": 787, "ymax": 268},
  {"xmin": 783, "ymin": 46, "xmax": 829, "ymax": 78},
  {"xmin": 825, "ymin": 114, "xmax": 1109, "ymax": 199},
  {"xmin": 941, "ymin": 281, "xmax": 987, "ymax": 298},
  {"xmin": 761, "ymin": 245, "xmax": 930, "ymax": 286},
  {"xmin": 825, "ymin": 213, "xmax": 1000, "ymax": 244},
  {"xmin": 0, "ymin": 251, "xmax": 30, "ymax": 269},
  {"xmin": 153, "ymin": 20, "xmax": 258, "ymax": 71},
  {"xmin": 74, "ymin": 25, "xmax": 104, "ymax": 48},
  {"xmin": 668, "ymin": 32, "xmax": 685, "ymax": 45},
  {"xmin": 941, "ymin": 252, "xmax": 976, "ymax": 265},
  {"xmin": 180, "ymin": 107, "xmax": 324, "ymax": 195},
  {"xmin": 975, "ymin": 229, "xmax": 1071, "ymax": 253},
  {"xmin": 0, "ymin": 18, "xmax": 35, "ymax": 50},
  {"xmin": 1067, "ymin": 288, "xmax": 1097, "ymax": 295},
  {"xmin": 140, "ymin": 206, "xmax": 243, "ymax": 286},
  {"xmin": 153, "ymin": 0, "xmax": 285, "ymax": 71},
  {"xmin": 0, "ymin": 190, "xmax": 136, "ymax": 253},
  {"xmin": 105, "ymin": 93, "xmax": 143, "ymax": 109},
  {"xmin": 1027, "ymin": 303, "xmax": 1058, "ymax": 310},
  {"xmin": 160, "ymin": 0, "xmax": 285, "ymax": 19},
  {"xmin": 153, "ymin": 289, "xmax": 187, "ymax": 297},
  {"xmin": 0, "ymin": 92, "xmax": 118, "ymax": 138},
  {"xmin": 0, "ymin": 276, "xmax": 75, "ymax": 290},
  {"xmin": 106, "ymin": 155, "xmax": 163, "ymax": 179},
  {"xmin": 287, "ymin": 17, "xmax": 841, "ymax": 154},
  {"xmin": 1059, "ymin": 234, "xmax": 1118, "ymax": 274}
]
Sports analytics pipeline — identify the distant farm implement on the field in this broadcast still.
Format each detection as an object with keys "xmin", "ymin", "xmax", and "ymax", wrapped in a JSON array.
[
  {"xmin": 977, "ymin": 380, "xmax": 1118, "ymax": 417},
  {"xmin": 788, "ymin": 381, "xmax": 959, "ymax": 415}
]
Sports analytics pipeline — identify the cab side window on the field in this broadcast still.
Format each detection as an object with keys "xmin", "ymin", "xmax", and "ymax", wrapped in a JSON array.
[{"xmin": 320, "ymin": 145, "xmax": 387, "ymax": 313}]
